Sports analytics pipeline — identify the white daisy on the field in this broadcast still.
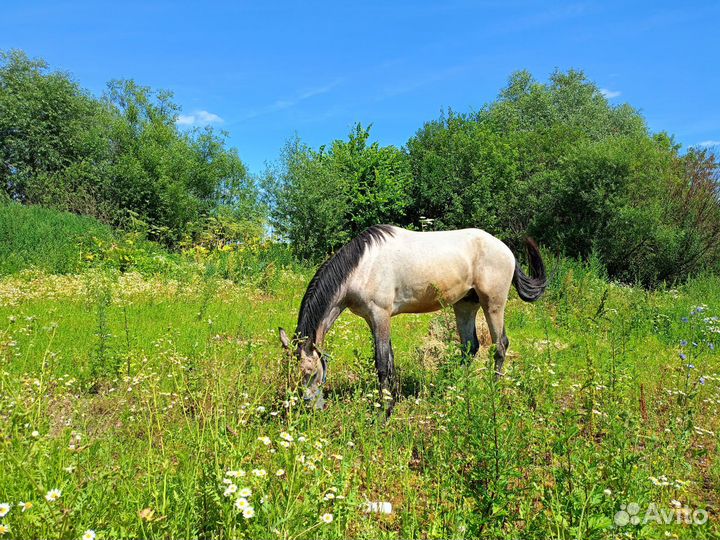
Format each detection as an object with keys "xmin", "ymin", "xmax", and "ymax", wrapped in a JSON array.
[{"xmin": 45, "ymin": 489, "xmax": 61, "ymax": 502}]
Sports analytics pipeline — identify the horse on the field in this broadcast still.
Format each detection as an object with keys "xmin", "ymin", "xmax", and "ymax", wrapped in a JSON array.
[{"xmin": 279, "ymin": 224, "xmax": 547, "ymax": 411}]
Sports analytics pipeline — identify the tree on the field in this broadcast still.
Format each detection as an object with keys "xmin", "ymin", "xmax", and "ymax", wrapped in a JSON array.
[
  {"xmin": 265, "ymin": 124, "xmax": 411, "ymax": 260},
  {"xmin": 0, "ymin": 49, "xmax": 107, "ymax": 213},
  {"xmin": 406, "ymin": 69, "xmax": 720, "ymax": 285},
  {"xmin": 0, "ymin": 49, "xmax": 262, "ymax": 246}
]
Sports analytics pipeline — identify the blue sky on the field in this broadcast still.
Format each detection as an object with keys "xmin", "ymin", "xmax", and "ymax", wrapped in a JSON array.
[{"xmin": 2, "ymin": 1, "xmax": 719, "ymax": 173}]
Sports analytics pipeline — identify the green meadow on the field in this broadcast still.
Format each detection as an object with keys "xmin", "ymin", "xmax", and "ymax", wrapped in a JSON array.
[{"xmin": 0, "ymin": 236, "xmax": 718, "ymax": 539}]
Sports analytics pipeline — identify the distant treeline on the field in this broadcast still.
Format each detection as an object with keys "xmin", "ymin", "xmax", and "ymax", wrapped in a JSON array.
[
  {"xmin": 2, "ymin": 50, "xmax": 719, "ymax": 286},
  {"xmin": 264, "ymin": 72, "xmax": 720, "ymax": 286}
]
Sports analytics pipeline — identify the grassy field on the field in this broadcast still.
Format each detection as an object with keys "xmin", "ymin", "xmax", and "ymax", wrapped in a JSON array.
[{"xmin": 0, "ymin": 254, "xmax": 718, "ymax": 539}]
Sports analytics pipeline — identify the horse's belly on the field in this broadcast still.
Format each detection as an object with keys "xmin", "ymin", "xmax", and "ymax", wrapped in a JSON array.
[
  {"xmin": 391, "ymin": 280, "xmax": 472, "ymax": 315},
  {"xmin": 393, "ymin": 299, "xmax": 444, "ymax": 314}
]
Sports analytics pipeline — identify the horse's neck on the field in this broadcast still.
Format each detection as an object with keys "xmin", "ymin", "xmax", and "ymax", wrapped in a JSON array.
[{"xmin": 314, "ymin": 297, "xmax": 346, "ymax": 346}]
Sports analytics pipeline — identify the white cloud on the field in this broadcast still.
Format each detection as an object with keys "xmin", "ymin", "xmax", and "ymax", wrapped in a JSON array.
[
  {"xmin": 697, "ymin": 140, "xmax": 720, "ymax": 148},
  {"xmin": 600, "ymin": 88, "xmax": 621, "ymax": 99},
  {"xmin": 176, "ymin": 114, "xmax": 195, "ymax": 125},
  {"xmin": 176, "ymin": 110, "xmax": 223, "ymax": 126}
]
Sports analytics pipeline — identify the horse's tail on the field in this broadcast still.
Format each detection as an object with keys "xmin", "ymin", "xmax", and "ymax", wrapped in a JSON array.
[{"xmin": 512, "ymin": 237, "xmax": 547, "ymax": 302}]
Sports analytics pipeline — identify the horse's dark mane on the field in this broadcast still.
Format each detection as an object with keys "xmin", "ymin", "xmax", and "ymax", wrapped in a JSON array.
[{"xmin": 296, "ymin": 225, "xmax": 395, "ymax": 343}]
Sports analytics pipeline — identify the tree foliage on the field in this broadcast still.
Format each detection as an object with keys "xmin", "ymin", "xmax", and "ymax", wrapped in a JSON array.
[
  {"xmin": 269, "ymin": 69, "xmax": 720, "ymax": 286},
  {"xmin": 265, "ymin": 124, "xmax": 411, "ymax": 260},
  {"xmin": 0, "ymin": 50, "xmax": 261, "ymax": 245},
  {"xmin": 405, "ymin": 70, "xmax": 720, "ymax": 285}
]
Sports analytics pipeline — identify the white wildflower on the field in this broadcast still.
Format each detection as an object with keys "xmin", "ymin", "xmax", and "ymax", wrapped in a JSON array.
[{"xmin": 45, "ymin": 489, "xmax": 61, "ymax": 502}]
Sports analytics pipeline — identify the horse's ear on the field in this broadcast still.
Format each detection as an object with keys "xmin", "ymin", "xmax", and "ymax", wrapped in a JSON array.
[{"xmin": 279, "ymin": 327, "xmax": 290, "ymax": 350}]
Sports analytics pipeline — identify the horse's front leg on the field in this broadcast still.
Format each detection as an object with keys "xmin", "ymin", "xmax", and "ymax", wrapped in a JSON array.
[{"xmin": 370, "ymin": 313, "xmax": 397, "ymax": 415}]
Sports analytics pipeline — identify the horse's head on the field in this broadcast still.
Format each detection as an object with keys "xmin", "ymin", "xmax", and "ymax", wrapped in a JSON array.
[{"xmin": 279, "ymin": 327, "xmax": 326, "ymax": 409}]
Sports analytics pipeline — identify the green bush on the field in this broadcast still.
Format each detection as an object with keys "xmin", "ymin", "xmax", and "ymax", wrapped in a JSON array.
[
  {"xmin": 264, "ymin": 124, "xmax": 411, "ymax": 260},
  {"xmin": 4, "ymin": 48, "xmax": 718, "ymax": 287},
  {"xmin": 0, "ymin": 202, "xmax": 113, "ymax": 274}
]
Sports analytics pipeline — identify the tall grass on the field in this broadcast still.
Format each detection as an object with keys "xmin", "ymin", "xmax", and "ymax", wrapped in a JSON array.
[
  {"xmin": 0, "ymin": 203, "xmax": 114, "ymax": 275},
  {"xmin": 0, "ymin": 253, "xmax": 717, "ymax": 538},
  {"xmin": 0, "ymin": 219, "xmax": 718, "ymax": 538}
]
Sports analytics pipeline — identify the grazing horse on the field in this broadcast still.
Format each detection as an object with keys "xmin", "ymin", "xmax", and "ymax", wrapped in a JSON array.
[{"xmin": 279, "ymin": 225, "xmax": 546, "ymax": 411}]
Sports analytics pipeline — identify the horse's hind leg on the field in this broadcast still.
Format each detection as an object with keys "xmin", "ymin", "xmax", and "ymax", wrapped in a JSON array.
[
  {"xmin": 480, "ymin": 297, "xmax": 509, "ymax": 378},
  {"xmin": 453, "ymin": 300, "xmax": 480, "ymax": 361}
]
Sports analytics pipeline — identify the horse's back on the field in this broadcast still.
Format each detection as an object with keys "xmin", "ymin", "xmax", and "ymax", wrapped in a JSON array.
[
  {"xmin": 389, "ymin": 227, "xmax": 513, "ymax": 266},
  {"xmin": 348, "ymin": 226, "xmax": 514, "ymax": 315}
]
